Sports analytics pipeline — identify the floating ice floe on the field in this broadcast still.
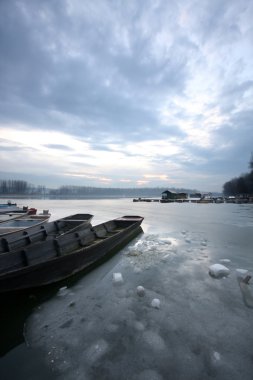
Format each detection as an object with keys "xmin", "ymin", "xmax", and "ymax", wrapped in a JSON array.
[
  {"xmin": 112, "ymin": 272, "xmax": 124, "ymax": 284},
  {"xmin": 209, "ymin": 264, "xmax": 230, "ymax": 278},
  {"xmin": 151, "ymin": 298, "xmax": 161, "ymax": 309},
  {"xmin": 136, "ymin": 286, "xmax": 145, "ymax": 297}
]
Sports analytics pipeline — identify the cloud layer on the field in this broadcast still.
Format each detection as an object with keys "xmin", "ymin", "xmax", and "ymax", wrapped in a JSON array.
[{"xmin": 0, "ymin": 0, "xmax": 252, "ymax": 191}]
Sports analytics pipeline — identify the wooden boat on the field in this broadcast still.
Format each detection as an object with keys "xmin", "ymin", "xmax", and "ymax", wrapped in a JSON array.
[
  {"xmin": 0, "ymin": 214, "xmax": 51, "ymax": 238},
  {"xmin": 0, "ymin": 215, "xmax": 144, "ymax": 293},
  {"xmin": 0, "ymin": 213, "xmax": 93, "ymax": 253},
  {"xmin": 0, "ymin": 201, "xmax": 17, "ymax": 207},
  {"xmin": 0, "ymin": 203, "xmax": 25, "ymax": 214},
  {"xmin": 0, "ymin": 212, "xmax": 28, "ymax": 224},
  {"xmin": 0, "ymin": 207, "xmax": 38, "ymax": 224}
]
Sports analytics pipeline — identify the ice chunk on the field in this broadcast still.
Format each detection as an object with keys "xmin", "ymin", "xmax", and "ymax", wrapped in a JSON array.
[
  {"xmin": 57, "ymin": 286, "xmax": 69, "ymax": 296},
  {"xmin": 151, "ymin": 298, "xmax": 161, "ymax": 309},
  {"xmin": 136, "ymin": 286, "xmax": 145, "ymax": 297},
  {"xmin": 209, "ymin": 264, "xmax": 230, "ymax": 278},
  {"xmin": 220, "ymin": 259, "xmax": 231, "ymax": 264},
  {"xmin": 236, "ymin": 268, "xmax": 249, "ymax": 276},
  {"xmin": 112, "ymin": 272, "xmax": 124, "ymax": 284},
  {"xmin": 213, "ymin": 351, "xmax": 221, "ymax": 361}
]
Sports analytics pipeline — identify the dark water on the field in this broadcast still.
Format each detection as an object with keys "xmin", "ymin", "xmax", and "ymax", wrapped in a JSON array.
[{"xmin": 0, "ymin": 199, "xmax": 253, "ymax": 379}]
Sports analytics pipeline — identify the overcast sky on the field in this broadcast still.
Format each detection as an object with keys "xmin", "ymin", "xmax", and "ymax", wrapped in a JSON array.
[{"xmin": 0, "ymin": 0, "xmax": 252, "ymax": 191}]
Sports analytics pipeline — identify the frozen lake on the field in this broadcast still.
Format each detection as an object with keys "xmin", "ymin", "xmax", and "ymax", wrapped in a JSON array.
[{"xmin": 0, "ymin": 199, "xmax": 253, "ymax": 379}]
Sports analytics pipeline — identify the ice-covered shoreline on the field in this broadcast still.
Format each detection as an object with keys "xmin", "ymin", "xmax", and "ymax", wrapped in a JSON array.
[{"xmin": 1, "ymin": 199, "xmax": 253, "ymax": 380}]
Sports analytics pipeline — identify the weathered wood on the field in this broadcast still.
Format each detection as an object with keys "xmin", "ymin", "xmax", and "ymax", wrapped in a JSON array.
[
  {"xmin": 92, "ymin": 224, "xmax": 108, "ymax": 238},
  {"xmin": 23, "ymin": 241, "xmax": 58, "ymax": 266},
  {"xmin": 0, "ymin": 214, "xmax": 93, "ymax": 254},
  {"xmin": 0, "ymin": 251, "xmax": 25, "ymax": 274},
  {"xmin": 104, "ymin": 221, "xmax": 117, "ymax": 232},
  {"xmin": 0, "ymin": 215, "xmax": 144, "ymax": 293}
]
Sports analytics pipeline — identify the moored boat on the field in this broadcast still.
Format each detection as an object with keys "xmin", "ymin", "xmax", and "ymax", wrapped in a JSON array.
[
  {"xmin": 0, "ymin": 213, "xmax": 93, "ymax": 253},
  {"xmin": 0, "ymin": 214, "xmax": 51, "ymax": 238},
  {"xmin": 0, "ymin": 215, "xmax": 144, "ymax": 293},
  {"xmin": 0, "ymin": 208, "xmax": 38, "ymax": 224},
  {"xmin": 0, "ymin": 212, "xmax": 29, "ymax": 224}
]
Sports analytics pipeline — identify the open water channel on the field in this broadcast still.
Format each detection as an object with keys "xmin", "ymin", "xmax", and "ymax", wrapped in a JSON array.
[{"xmin": 0, "ymin": 198, "xmax": 253, "ymax": 380}]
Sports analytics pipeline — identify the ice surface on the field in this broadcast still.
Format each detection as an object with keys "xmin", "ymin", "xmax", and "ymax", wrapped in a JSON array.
[
  {"xmin": 142, "ymin": 331, "xmax": 166, "ymax": 350},
  {"xmin": 135, "ymin": 369, "xmax": 163, "ymax": 380},
  {"xmin": 209, "ymin": 264, "xmax": 230, "ymax": 278},
  {"xmin": 85, "ymin": 339, "xmax": 109, "ymax": 364},
  {"xmin": 20, "ymin": 201, "xmax": 253, "ymax": 380}
]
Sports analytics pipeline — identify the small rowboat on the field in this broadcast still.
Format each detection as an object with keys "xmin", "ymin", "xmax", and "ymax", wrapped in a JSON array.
[
  {"xmin": 0, "ymin": 213, "xmax": 93, "ymax": 253},
  {"xmin": 0, "ymin": 208, "xmax": 38, "ymax": 224},
  {"xmin": 0, "ymin": 213, "xmax": 29, "ymax": 224},
  {"xmin": 0, "ymin": 215, "xmax": 144, "ymax": 293},
  {"xmin": 0, "ymin": 201, "xmax": 27, "ymax": 214},
  {"xmin": 0, "ymin": 214, "xmax": 51, "ymax": 238}
]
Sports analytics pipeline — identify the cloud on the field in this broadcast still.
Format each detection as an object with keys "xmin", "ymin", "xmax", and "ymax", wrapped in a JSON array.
[
  {"xmin": 0, "ymin": 0, "xmax": 252, "ymax": 191},
  {"xmin": 43, "ymin": 144, "xmax": 73, "ymax": 151}
]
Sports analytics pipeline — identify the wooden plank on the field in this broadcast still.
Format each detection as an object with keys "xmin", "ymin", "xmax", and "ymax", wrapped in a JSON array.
[
  {"xmin": 104, "ymin": 221, "xmax": 117, "ymax": 232},
  {"xmin": 23, "ymin": 240, "xmax": 57, "ymax": 266},
  {"xmin": 92, "ymin": 225, "xmax": 108, "ymax": 238},
  {"xmin": 0, "ymin": 251, "xmax": 25, "ymax": 274}
]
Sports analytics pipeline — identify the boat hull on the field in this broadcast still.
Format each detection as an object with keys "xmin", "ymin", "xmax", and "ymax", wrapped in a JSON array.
[{"xmin": 0, "ymin": 216, "xmax": 143, "ymax": 293}]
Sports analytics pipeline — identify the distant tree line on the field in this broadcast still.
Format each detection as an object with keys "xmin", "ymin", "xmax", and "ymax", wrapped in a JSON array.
[
  {"xmin": 0, "ymin": 180, "xmax": 197, "ymax": 198},
  {"xmin": 49, "ymin": 186, "xmax": 166, "ymax": 198},
  {"xmin": 0, "ymin": 180, "xmax": 46, "ymax": 195},
  {"xmin": 223, "ymin": 153, "xmax": 253, "ymax": 195}
]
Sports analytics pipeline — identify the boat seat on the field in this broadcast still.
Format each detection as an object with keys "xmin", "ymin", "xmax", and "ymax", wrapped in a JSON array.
[
  {"xmin": 92, "ymin": 225, "xmax": 108, "ymax": 238},
  {"xmin": 55, "ymin": 229, "xmax": 96, "ymax": 255},
  {"xmin": 75, "ymin": 229, "xmax": 96, "ymax": 246},
  {"xmin": 1, "ymin": 227, "xmax": 49, "ymax": 253},
  {"xmin": 103, "ymin": 221, "xmax": 117, "ymax": 232}
]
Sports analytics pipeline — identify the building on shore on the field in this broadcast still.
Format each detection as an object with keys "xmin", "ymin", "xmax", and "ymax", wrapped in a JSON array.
[{"xmin": 161, "ymin": 190, "xmax": 188, "ymax": 202}]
